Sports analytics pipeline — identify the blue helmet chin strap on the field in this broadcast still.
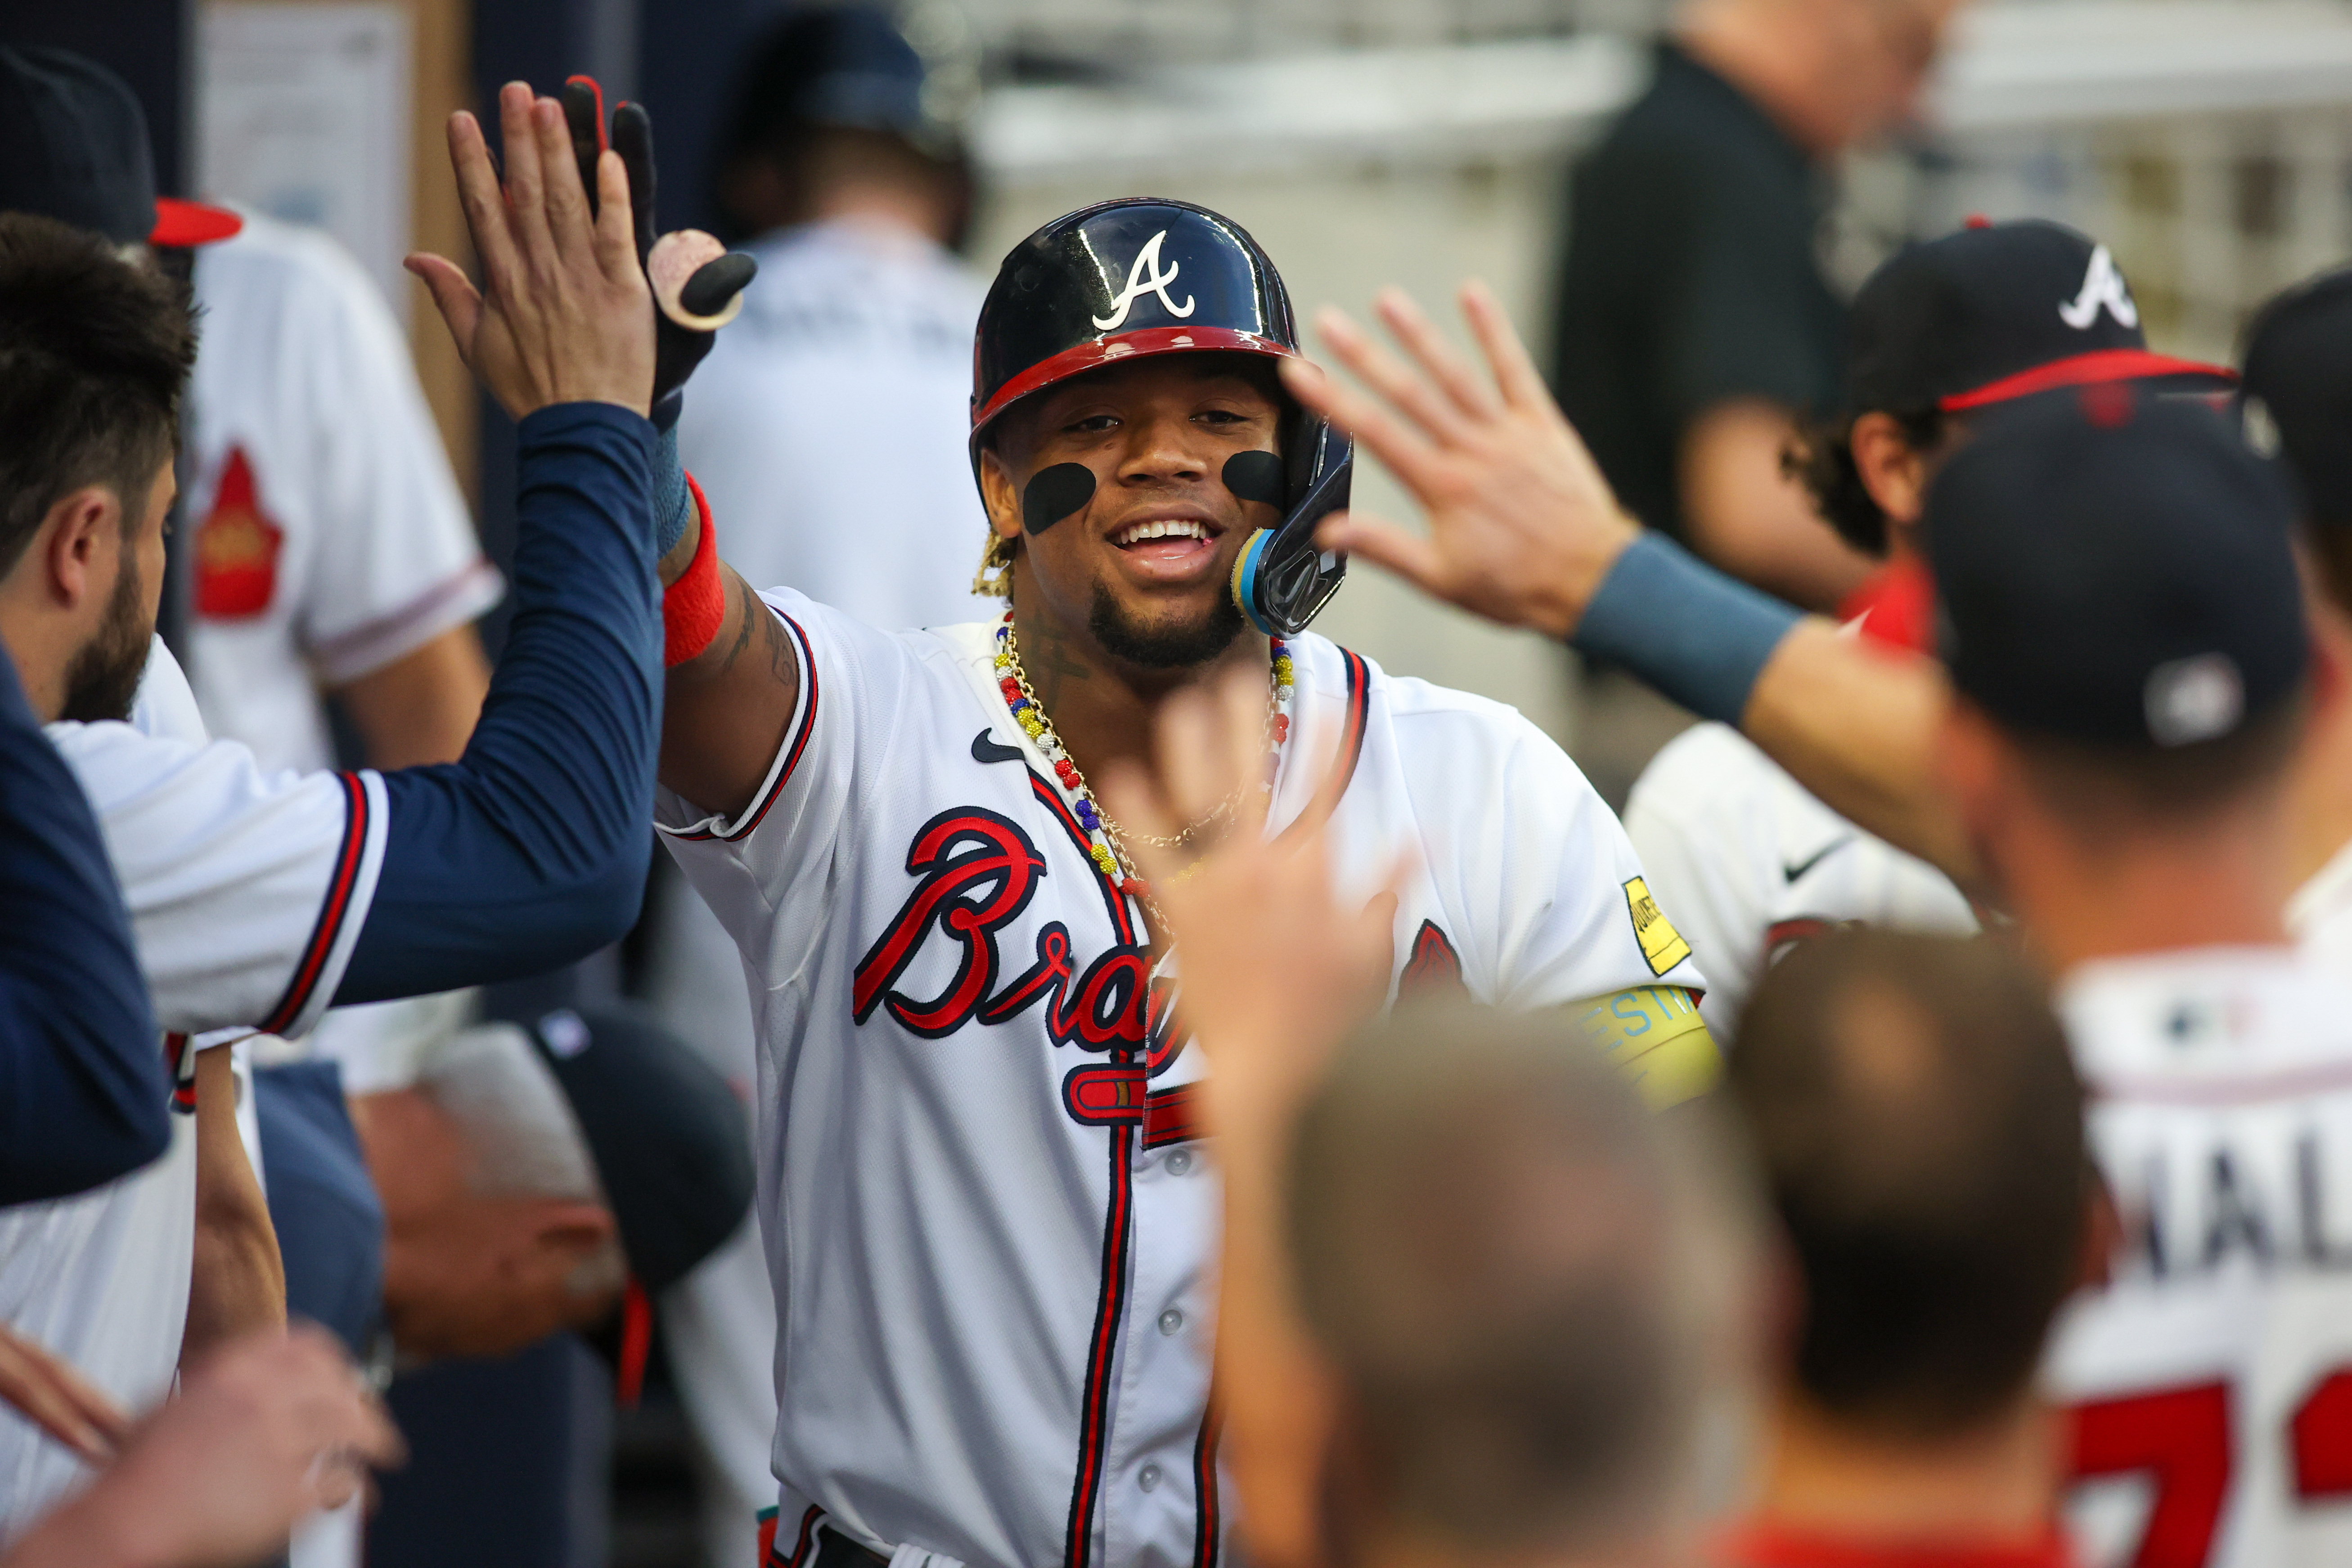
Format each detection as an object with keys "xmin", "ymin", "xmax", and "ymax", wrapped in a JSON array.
[{"xmin": 1230, "ymin": 423, "xmax": 1353, "ymax": 638}]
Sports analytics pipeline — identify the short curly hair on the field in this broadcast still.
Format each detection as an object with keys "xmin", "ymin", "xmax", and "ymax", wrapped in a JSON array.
[{"xmin": 1782, "ymin": 406, "xmax": 1946, "ymax": 560}]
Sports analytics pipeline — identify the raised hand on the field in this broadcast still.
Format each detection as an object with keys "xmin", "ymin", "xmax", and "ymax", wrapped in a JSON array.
[
  {"xmin": 405, "ymin": 82, "xmax": 656, "ymax": 420},
  {"xmin": 1278, "ymin": 282, "xmax": 1641, "ymax": 640},
  {"xmin": 0, "ymin": 1321, "xmax": 128, "ymax": 1465},
  {"xmin": 1099, "ymin": 667, "xmax": 1399, "ymax": 1112},
  {"xmin": 559, "ymin": 77, "xmax": 757, "ymax": 413}
]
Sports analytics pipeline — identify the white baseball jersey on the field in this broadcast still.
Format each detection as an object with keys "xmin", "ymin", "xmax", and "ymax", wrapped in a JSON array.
[
  {"xmin": 658, "ymin": 593, "xmax": 1711, "ymax": 1568},
  {"xmin": 0, "ymin": 643, "xmax": 387, "ymax": 1534},
  {"xmin": 2049, "ymin": 946, "xmax": 2352, "ymax": 1568},
  {"xmin": 1624, "ymin": 720, "xmax": 1977, "ymax": 1041},
  {"xmin": 184, "ymin": 210, "xmax": 500, "ymax": 777}
]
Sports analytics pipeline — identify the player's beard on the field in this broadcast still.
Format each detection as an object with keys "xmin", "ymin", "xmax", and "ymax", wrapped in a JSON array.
[
  {"xmin": 1087, "ymin": 582, "xmax": 1248, "ymax": 670},
  {"xmin": 59, "ymin": 552, "xmax": 151, "ymax": 724}
]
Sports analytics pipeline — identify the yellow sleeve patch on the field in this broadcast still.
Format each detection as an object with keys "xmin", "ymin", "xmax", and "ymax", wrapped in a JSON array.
[
  {"xmin": 1623, "ymin": 876, "xmax": 1692, "ymax": 977},
  {"xmin": 1573, "ymin": 985, "xmax": 1719, "ymax": 1110}
]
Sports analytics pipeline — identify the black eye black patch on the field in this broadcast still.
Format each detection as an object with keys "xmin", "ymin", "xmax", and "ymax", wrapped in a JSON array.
[
  {"xmin": 1222, "ymin": 450, "xmax": 1285, "ymax": 508},
  {"xmin": 1021, "ymin": 463, "xmax": 1097, "ymax": 535}
]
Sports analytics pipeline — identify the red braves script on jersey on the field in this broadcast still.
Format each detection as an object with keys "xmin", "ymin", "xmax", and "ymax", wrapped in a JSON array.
[{"xmin": 657, "ymin": 590, "xmax": 1713, "ymax": 1568}]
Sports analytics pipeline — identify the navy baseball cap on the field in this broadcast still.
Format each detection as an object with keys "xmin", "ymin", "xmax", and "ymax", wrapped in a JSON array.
[
  {"xmin": 721, "ymin": 5, "xmax": 971, "ymax": 159},
  {"xmin": 0, "ymin": 46, "xmax": 241, "ymax": 249},
  {"xmin": 2239, "ymin": 266, "xmax": 2352, "ymax": 528},
  {"xmin": 531, "ymin": 1006, "xmax": 753, "ymax": 1298},
  {"xmin": 1926, "ymin": 385, "xmax": 2306, "ymax": 750},
  {"xmin": 1848, "ymin": 220, "xmax": 2233, "ymax": 414}
]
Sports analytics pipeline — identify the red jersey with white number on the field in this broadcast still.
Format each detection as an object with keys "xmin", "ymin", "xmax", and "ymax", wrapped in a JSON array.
[
  {"xmin": 655, "ymin": 592, "xmax": 1708, "ymax": 1568},
  {"xmin": 2050, "ymin": 947, "xmax": 2352, "ymax": 1568}
]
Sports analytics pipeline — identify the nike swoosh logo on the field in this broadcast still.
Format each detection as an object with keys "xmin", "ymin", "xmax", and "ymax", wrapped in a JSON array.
[
  {"xmin": 971, "ymin": 730, "xmax": 1026, "ymax": 766},
  {"xmin": 1783, "ymin": 837, "xmax": 1853, "ymax": 884}
]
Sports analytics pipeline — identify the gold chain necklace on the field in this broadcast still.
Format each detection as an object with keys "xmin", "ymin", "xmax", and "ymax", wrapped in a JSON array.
[{"xmin": 991, "ymin": 611, "xmax": 1296, "ymax": 908}]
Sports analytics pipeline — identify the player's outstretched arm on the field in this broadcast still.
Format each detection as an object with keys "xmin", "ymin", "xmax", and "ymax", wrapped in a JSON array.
[
  {"xmin": 1281, "ymin": 285, "xmax": 1983, "ymax": 891},
  {"xmin": 333, "ymin": 83, "xmax": 665, "ymax": 1002}
]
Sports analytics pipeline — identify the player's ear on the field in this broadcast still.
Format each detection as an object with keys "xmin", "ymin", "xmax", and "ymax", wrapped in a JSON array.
[
  {"xmin": 977, "ymin": 446, "xmax": 1023, "ymax": 542},
  {"xmin": 31, "ymin": 484, "xmax": 123, "ymax": 610},
  {"xmin": 1850, "ymin": 412, "xmax": 1929, "ymax": 527}
]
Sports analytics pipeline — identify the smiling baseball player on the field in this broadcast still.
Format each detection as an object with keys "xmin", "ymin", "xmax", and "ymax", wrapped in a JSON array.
[{"xmin": 646, "ymin": 198, "xmax": 1714, "ymax": 1568}]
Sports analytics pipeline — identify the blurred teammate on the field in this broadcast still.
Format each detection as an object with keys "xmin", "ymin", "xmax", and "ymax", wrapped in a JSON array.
[
  {"xmin": 1722, "ymin": 930, "xmax": 2091, "ymax": 1568},
  {"xmin": 1625, "ymin": 220, "xmax": 2231, "ymax": 1037},
  {"xmin": 648, "ymin": 13, "xmax": 982, "ymax": 1554},
  {"xmin": 648, "ymin": 197, "xmax": 1712, "ymax": 1567},
  {"xmin": 2239, "ymin": 272, "xmax": 2352, "ymax": 975},
  {"xmin": 354, "ymin": 1009, "xmax": 750, "ymax": 1363},
  {"xmin": 1289, "ymin": 1002, "xmax": 1759, "ymax": 1568},
  {"xmin": 1553, "ymin": 0, "xmax": 1961, "ymax": 607},
  {"xmin": 1925, "ymin": 392, "xmax": 2349, "ymax": 1568}
]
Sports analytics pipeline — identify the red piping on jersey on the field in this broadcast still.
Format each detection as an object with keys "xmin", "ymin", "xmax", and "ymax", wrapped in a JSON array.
[
  {"xmin": 1335, "ymin": 648, "xmax": 1372, "ymax": 794},
  {"xmin": 1192, "ymin": 1389, "xmax": 1225, "ymax": 1568},
  {"xmin": 1036, "ymin": 760, "xmax": 1152, "ymax": 1568},
  {"xmin": 258, "ymin": 771, "xmax": 370, "ymax": 1035},
  {"xmin": 972, "ymin": 326, "xmax": 1294, "ymax": 436},
  {"xmin": 678, "ymin": 611, "xmax": 818, "ymax": 843},
  {"xmin": 771, "ymin": 1505, "xmax": 822, "ymax": 1568},
  {"xmin": 1064, "ymin": 1115, "xmax": 1137, "ymax": 1568},
  {"xmin": 1938, "ymin": 347, "xmax": 2235, "ymax": 412}
]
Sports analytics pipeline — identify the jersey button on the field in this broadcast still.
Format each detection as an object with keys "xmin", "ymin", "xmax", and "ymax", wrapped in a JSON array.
[
  {"xmin": 1165, "ymin": 1149, "xmax": 1193, "ymax": 1176},
  {"xmin": 1138, "ymin": 1464, "xmax": 1162, "ymax": 1492},
  {"xmin": 1157, "ymin": 1308, "xmax": 1184, "ymax": 1336}
]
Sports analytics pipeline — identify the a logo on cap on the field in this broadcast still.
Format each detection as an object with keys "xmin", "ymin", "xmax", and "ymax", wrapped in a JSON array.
[
  {"xmin": 1093, "ymin": 230, "xmax": 1196, "ymax": 331},
  {"xmin": 2242, "ymin": 395, "xmax": 2282, "ymax": 459},
  {"xmin": 2059, "ymin": 245, "xmax": 2140, "ymax": 332},
  {"xmin": 2145, "ymin": 653, "xmax": 2243, "ymax": 747}
]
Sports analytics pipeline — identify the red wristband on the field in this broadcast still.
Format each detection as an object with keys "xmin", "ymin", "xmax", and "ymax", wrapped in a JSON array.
[{"xmin": 663, "ymin": 473, "xmax": 724, "ymax": 667}]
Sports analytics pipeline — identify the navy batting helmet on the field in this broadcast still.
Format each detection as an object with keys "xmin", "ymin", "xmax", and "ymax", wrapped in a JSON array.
[{"xmin": 971, "ymin": 198, "xmax": 1352, "ymax": 638}]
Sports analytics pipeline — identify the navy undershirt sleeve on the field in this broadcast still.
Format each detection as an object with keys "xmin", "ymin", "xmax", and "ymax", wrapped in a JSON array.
[
  {"xmin": 336, "ymin": 403, "xmax": 661, "ymax": 1002},
  {"xmin": 0, "ymin": 651, "xmax": 169, "ymax": 1203}
]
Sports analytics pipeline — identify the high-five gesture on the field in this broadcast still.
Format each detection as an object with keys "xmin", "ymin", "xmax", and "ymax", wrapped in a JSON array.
[
  {"xmin": 558, "ymin": 77, "xmax": 757, "ymax": 417},
  {"xmin": 406, "ymin": 83, "xmax": 656, "ymax": 419},
  {"xmin": 1278, "ymin": 283, "xmax": 1640, "ymax": 640}
]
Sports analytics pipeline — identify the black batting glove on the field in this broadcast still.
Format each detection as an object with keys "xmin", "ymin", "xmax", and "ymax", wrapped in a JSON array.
[{"xmin": 562, "ymin": 76, "xmax": 757, "ymax": 421}]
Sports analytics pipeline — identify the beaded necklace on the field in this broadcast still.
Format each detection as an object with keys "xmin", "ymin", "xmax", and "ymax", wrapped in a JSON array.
[{"xmin": 993, "ymin": 608, "xmax": 1295, "ymax": 912}]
